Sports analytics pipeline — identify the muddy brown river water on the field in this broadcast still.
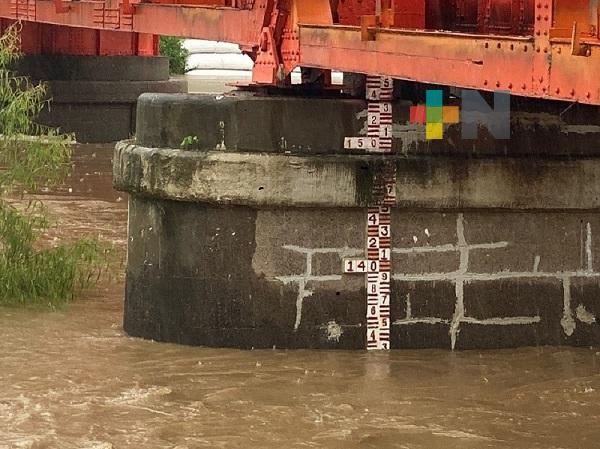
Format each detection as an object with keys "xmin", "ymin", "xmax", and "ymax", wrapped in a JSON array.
[{"xmin": 1, "ymin": 145, "xmax": 600, "ymax": 449}]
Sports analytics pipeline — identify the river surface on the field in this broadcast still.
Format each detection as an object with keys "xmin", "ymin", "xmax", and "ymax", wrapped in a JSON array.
[{"xmin": 1, "ymin": 145, "xmax": 600, "ymax": 449}]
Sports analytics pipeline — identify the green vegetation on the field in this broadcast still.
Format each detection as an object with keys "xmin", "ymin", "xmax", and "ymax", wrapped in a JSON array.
[
  {"xmin": 0, "ymin": 24, "xmax": 106, "ymax": 308},
  {"xmin": 180, "ymin": 135, "xmax": 199, "ymax": 151},
  {"xmin": 159, "ymin": 36, "xmax": 189, "ymax": 75},
  {"xmin": 0, "ymin": 203, "xmax": 105, "ymax": 307}
]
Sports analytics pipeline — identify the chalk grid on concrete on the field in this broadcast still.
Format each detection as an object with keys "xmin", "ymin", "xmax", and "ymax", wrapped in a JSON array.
[{"xmin": 276, "ymin": 214, "xmax": 599, "ymax": 349}]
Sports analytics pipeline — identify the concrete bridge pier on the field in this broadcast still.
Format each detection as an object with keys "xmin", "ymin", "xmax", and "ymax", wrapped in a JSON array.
[
  {"xmin": 15, "ymin": 54, "xmax": 187, "ymax": 143},
  {"xmin": 114, "ymin": 93, "xmax": 600, "ymax": 350},
  {"xmin": 1, "ymin": 20, "xmax": 187, "ymax": 143}
]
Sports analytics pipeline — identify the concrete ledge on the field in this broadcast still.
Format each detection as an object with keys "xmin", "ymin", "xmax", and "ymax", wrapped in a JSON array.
[
  {"xmin": 136, "ymin": 93, "xmax": 600, "ymax": 157},
  {"xmin": 47, "ymin": 79, "xmax": 188, "ymax": 104},
  {"xmin": 15, "ymin": 56, "xmax": 187, "ymax": 143},
  {"xmin": 114, "ymin": 141, "xmax": 600, "ymax": 210},
  {"xmin": 135, "ymin": 93, "xmax": 367, "ymax": 151}
]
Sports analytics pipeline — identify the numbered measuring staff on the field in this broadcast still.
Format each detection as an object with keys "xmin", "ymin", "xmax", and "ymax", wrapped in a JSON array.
[
  {"xmin": 345, "ymin": 137, "xmax": 390, "ymax": 153},
  {"xmin": 344, "ymin": 259, "xmax": 380, "ymax": 274},
  {"xmin": 344, "ymin": 75, "xmax": 394, "ymax": 154},
  {"xmin": 343, "ymin": 203, "xmax": 394, "ymax": 351},
  {"xmin": 344, "ymin": 137, "xmax": 381, "ymax": 151},
  {"xmin": 366, "ymin": 76, "xmax": 393, "ymax": 101},
  {"xmin": 343, "ymin": 75, "xmax": 395, "ymax": 350}
]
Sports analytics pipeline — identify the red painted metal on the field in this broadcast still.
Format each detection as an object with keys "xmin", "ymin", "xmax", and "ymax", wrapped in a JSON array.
[
  {"xmin": 0, "ymin": 0, "xmax": 599, "ymax": 105},
  {"xmin": 338, "ymin": 0, "xmax": 425, "ymax": 29},
  {"xmin": 429, "ymin": 0, "xmax": 536, "ymax": 35},
  {"xmin": 0, "ymin": 19, "xmax": 157, "ymax": 55}
]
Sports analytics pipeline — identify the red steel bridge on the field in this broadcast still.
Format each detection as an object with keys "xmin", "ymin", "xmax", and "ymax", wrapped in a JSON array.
[{"xmin": 0, "ymin": 0, "xmax": 599, "ymax": 104}]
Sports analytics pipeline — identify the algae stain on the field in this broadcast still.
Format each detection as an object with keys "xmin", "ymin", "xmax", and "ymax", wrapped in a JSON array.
[{"xmin": 354, "ymin": 161, "xmax": 373, "ymax": 206}]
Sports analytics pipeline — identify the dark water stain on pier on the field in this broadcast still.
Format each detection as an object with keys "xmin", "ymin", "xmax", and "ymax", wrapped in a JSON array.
[{"xmin": 1, "ymin": 145, "xmax": 600, "ymax": 449}]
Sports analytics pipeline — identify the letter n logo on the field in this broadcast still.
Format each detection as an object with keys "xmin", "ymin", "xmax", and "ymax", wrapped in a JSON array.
[{"xmin": 461, "ymin": 90, "xmax": 511, "ymax": 140}]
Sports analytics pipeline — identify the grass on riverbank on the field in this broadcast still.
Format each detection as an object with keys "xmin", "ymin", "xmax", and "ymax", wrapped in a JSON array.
[
  {"xmin": 0, "ymin": 202, "xmax": 109, "ymax": 307},
  {"xmin": 0, "ymin": 24, "xmax": 108, "ymax": 308}
]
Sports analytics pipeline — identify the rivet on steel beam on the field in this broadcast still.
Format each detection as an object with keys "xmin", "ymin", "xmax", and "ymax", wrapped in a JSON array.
[
  {"xmin": 570, "ymin": 89, "xmax": 575, "ymax": 96},
  {"xmin": 484, "ymin": 80, "xmax": 488, "ymax": 86},
  {"xmin": 555, "ymin": 88, "xmax": 560, "ymax": 94},
  {"xmin": 587, "ymin": 92, "xmax": 591, "ymax": 99},
  {"xmin": 508, "ymin": 83, "xmax": 513, "ymax": 89},
  {"xmin": 497, "ymin": 43, "xmax": 501, "ymax": 49},
  {"xmin": 522, "ymin": 84, "xmax": 527, "ymax": 90},
  {"xmin": 557, "ymin": 47, "xmax": 562, "ymax": 54},
  {"xmin": 496, "ymin": 81, "xmax": 501, "ymax": 87}
]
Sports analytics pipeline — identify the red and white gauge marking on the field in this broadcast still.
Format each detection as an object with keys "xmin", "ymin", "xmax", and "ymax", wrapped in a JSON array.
[
  {"xmin": 343, "ymin": 75, "xmax": 396, "ymax": 350},
  {"xmin": 345, "ymin": 75, "xmax": 393, "ymax": 154}
]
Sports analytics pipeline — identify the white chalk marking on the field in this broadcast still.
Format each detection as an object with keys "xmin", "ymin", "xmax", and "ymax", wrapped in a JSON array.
[
  {"xmin": 279, "ymin": 246, "xmax": 363, "ymax": 331},
  {"xmin": 393, "ymin": 317, "xmax": 448, "ymax": 325},
  {"xmin": 282, "ymin": 245, "xmax": 363, "ymax": 255},
  {"xmin": 576, "ymin": 304, "xmax": 597, "ymax": 324},
  {"xmin": 461, "ymin": 316, "xmax": 541, "ymax": 325},
  {"xmin": 293, "ymin": 280, "xmax": 313, "ymax": 331},
  {"xmin": 392, "ymin": 270, "xmax": 600, "ymax": 282},
  {"xmin": 586, "ymin": 222, "xmax": 593, "ymax": 272},
  {"xmin": 560, "ymin": 277, "xmax": 576, "ymax": 336},
  {"xmin": 395, "ymin": 316, "xmax": 540, "ymax": 327},
  {"xmin": 278, "ymin": 213, "xmax": 600, "ymax": 346},
  {"xmin": 277, "ymin": 275, "xmax": 343, "ymax": 284},
  {"xmin": 449, "ymin": 214, "xmax": 468, "ymax": 350},
  {"xmin": 392, "ymin": 241, "xmax": 508, "ymax": 255},
  {"xmin": 323, "ymin": 321, "xmax": 344, "ymax": 342}
]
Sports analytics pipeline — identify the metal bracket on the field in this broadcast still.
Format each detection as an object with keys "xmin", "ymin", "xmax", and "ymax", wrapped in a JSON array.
[
  {"xmin": 571, "ymin": 21, "xmax": 592, "ymax": 56},
  {"xmin": 251, "ymin": 0, "xmax": 290, "ymax": 84},
  {"xmin": 252, "ymin": 27, "xmax": 282, "ymax": 84},
  {"xmin": 360, "ymin": 2, "xmax": 394, "ymax": 42}
]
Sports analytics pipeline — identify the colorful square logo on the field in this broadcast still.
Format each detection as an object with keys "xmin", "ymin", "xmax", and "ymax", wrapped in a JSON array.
[{"xmin": 409, "ymin": 90, "xmax": 460, "ymax": 140}]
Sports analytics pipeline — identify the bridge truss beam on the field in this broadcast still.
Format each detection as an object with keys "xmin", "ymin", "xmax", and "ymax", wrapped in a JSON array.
[{"xmin": 0, "ymin": 0, "xmax": 599, "ymax": 105}]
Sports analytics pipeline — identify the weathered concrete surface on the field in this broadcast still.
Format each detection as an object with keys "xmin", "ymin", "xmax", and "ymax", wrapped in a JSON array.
[
  {"xmin": 137, "ymin": 92, "xmax": 600, "ymax": 156},
  {"xmin": 115, "ymin": 141, "xmax": 600, "ymax": 210},
  {"xmin": 123, "ymin": 191, "xmax": 600, "ymax": 349},
  {"xmin": 16, "ymin": 56, "xmax": 187, "ymax": 143},
  {"xmin": 115, "ymin": 93, "xmax": 600, "ymax": 350},
  {"xmin": 136, "ymin": 93, "xmax": 366, "ymax": 152}
]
